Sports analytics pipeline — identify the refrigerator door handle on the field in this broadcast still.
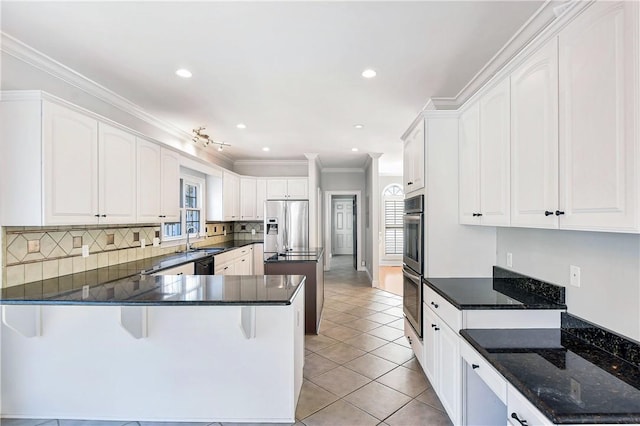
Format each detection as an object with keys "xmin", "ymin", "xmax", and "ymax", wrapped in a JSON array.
[{"xmin": 283, "ymin": 202, "xmax": 288, "ymax": 252}]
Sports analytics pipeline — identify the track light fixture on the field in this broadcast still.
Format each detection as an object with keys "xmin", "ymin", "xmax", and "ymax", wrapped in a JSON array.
[{"xmin": 192, "ymin": 127, "xmax": 230, "ymax": 151}]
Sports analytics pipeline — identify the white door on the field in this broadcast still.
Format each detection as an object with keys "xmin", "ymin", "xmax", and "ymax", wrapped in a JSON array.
[
  {"xmin": 137, "ymin": 139, "xmax": 162, "ymax": 223},
  {"xmin": 98, "ymin": 123, "xmax": 137, "ymax": 224},
  {"xmin": 287, "ymin": 178, "xmax": 308, "ymax": 199},
  {"xmin": 422, "ymin": 306, "xmax": 437, "ymax": 384},
  {"xmin": 223, "ymin": 171, "xmax": 240, "ymax": 221},
  {"xmin": 558, "ymin": 1, "xmax": 638, "ymax": 232},
  {"xmin": 255, "ymin": 179, "xmax": 267, "ymax": 220},
  {"xmin": 43, "ymin": 101, "xmax": 99, "ymax": 225},
  {"xmin": 437, "ymin": 323, "xmax": 461, "ymax": 425},
  {"xmin": 479, "ymin": 78, "xmax": 511, "ymax": 226},
  {"xmin": 403, "ymin": 137, "xmax": 414, "ymax": 193},
  {"xmin": 332, "ymin": 199, "xmax": 353, "ymax": 255},
  {"xmin": 458, "ymin": 103, "xmax": 481, "ymax": 225},
  {"xmin": 510, "ymin": 38, "xmax": 559, "ymax": 229},
  {"xmin": 266, "ymin": 179, "xmax": 288, "ymax": 199}
]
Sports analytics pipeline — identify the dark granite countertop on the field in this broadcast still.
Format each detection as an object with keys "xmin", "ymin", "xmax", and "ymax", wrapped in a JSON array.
[
  {"xmin": 1, "ymin": 241, "xmax": 265, "ymax": 303},
  {"xmin": 461, "ymin": 325, "xmax": 640, "ymax": 424},
  {"xmin": 423, "ymin": 267, "xmax": 567, "ymax": 310},
  {"xmin": 264, "ymin": 247, "xmax": 325, "ymax": 263},
  {"xmin": 1, "ymin": 273, "xmax": 304, "ymax": 306}
]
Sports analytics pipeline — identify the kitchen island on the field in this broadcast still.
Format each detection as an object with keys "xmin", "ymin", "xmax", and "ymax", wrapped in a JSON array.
[
  {"xmin": 264, "ymin": 248, "xmax": 324, "ymax": 334},
  {"xmin": 1, "ymin": 274, "xmax": 305, "ymax": 423}
]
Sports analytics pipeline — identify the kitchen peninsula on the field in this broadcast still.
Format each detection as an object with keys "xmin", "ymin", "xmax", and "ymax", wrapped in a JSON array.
[
  {"xmin": 1, "ymin": 273, "xmax": 305, "ymax": 423},
  {"xmin": 264, "ymin": 248, "xmax": 324, "ymax": 334}
]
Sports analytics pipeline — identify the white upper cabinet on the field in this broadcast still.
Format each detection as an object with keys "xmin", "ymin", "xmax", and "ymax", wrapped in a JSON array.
[
  {"xmin": 510, "ymin": 38, "xmax": 559, "ymax": 228},
  {"xmin": 256, "ymin": 179, "xmax": 267, "ymax": 220},
  {"xmin": 98, "ymin": 123, "xmax": 137, "ymax": 224},
  {"xmin": 458, "ymin": 80, "xmax": 511, "ymax": 228},
  {"xmin": 223, "ymin": 171, "xmax": 240, "ymax": 220},
  {"xmin": 458, "ymin": 103, "xmax": 481, "ymax": 225},
  {"xmin": 43, "ymin": 101, "xmax": 100, "ymax": 225},
  {"xmin": 160, "ymin": 148, "xmax": 181, "ymax": 223},
  {"xmin": 558, "ymin": 1, "xmax": 638, "ymax": 232},
  {"xmin": 266, "ymin": 178, "xmax": 308, "ymax": 199},
  {"xmin": 403, "ymin": 119, "xmax": 425, "ymax": 194},
  {"xmin": 479, "ymin": 78, "xmax": 511, "ymax": 227},
  {"xmin": 240, "ymin": 177, "xmax": 257, "ymax": 220},
  {"xmin": 137, "ymin": 138, "xmax": 162, "ymax": 223}
]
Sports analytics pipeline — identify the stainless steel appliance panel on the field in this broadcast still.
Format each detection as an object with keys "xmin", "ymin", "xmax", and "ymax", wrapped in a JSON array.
[
  {"xmin": 264, "ymin": 200, "xmax": 309, "ymax": 254},
  {"xmin": 402, "ymin": 265, "xmax": 422, "ymax": 337},
  {"xmin": 403, "ymin": 213, "xmax": 423, "ymax": 274}
]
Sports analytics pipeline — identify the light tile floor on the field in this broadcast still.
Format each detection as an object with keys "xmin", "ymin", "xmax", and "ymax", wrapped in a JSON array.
[{"xmin": 1, "ymin": 256, "xmax": 451, "ymax": 426}]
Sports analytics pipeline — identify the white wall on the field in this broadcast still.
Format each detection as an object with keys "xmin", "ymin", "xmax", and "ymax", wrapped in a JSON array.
[
  {"xmin": 496, "ymin": 228, "xmax": 640, "ymax": 341},
  {"xmin": 320, "ymin": 171, "xmax": 365, "ymax": 193},
  {"xmin": 364, "ymin": 163, "xmax": 373, "ymax": 280}
]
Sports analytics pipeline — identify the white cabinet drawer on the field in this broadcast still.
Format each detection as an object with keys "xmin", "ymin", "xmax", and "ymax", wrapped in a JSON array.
[
  {"xmin": 404, "ymin": 317, "xmax": 424, "ymax": 369},
  {"xmin": 215, "ymin": 246, "xmax": 251, "ymax": 265},
  {"xmin": 460, "ymin": 338, "xmax": 506, "ymax": 403},
  {"xmin": 151, "ymin": 262, "xmax": 194, "ymax": 276},
  {"xmin": 424, "ymin": 284, "xmax": 461, "ymax": 331},
  {"xmin": 507, "ymin": 384, "xmax": 553, "ymax": 426}
]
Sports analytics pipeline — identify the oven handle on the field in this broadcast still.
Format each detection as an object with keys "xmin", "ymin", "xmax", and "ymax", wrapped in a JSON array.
[{"xmin": 402, "ymin": 266, "xmax": 421, "ymax": 284}]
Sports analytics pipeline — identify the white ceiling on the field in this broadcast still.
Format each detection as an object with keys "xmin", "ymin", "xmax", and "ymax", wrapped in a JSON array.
[{"xmin": 1, "ymin": 1, "xmax": 542, "ymax": 174}]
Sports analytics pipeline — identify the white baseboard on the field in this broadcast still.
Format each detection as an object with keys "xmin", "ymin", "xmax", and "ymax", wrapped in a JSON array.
[{"xmin": 357, "ymin": 267, "xmax": 367, "ymax": 272}]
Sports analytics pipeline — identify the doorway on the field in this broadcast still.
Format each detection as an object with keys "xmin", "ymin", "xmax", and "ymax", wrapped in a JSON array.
[{"xmin": 324, "ymin": 190, "xmax": 362, "ymax": 272}]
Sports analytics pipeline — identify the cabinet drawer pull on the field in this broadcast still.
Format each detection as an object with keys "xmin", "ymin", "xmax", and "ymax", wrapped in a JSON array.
[
  {"xmin": 95, "ymin": 214, "xmax": 100, "ymax": 217},
  {"xmin": 407, "ymin": 182, "xmax": 413, "ymax": 185},
  {"xmin": 431, "ymin": 324, "xmax": 437, "ymax": 328},
  {"xmin": 101, "ymin": 214, "xmax": 107, "ymax": 218},
  {"xmin": 472, "ymin": 364, "xmax": 479, "ymax": 369},
  {"xmin": 544, "ymin": 211, "xmax": 554, "ymax": 216},
  {"xmin": 177, "ymin": 272, "xmax": 183, "ymax": 275},
  {"xmin": 434, "ymin": 327, "xmax": 440, "ymax": 331},
  {"xmin": 555, "ymin": 210, "xmax": 565, "ymax": 216},
  {"xmin": 224, "ymin": 267, "xmax": 229, "ymax": 270},
  {"xmin": 511, "ymin": 413, "xmax": 528, "ymax": 426},
  {"xmin": 430, "ymin": 301, "xmax": 439, "ymax": 308}
]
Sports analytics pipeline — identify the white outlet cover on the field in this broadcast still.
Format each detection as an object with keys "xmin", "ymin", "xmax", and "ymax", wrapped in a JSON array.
[
  {"xmin": 506, "ymin": 252, "xmax": 513, "ymax": 268},
  {"xmin": 82, "ymin": 245, "xmax": 89, "ymax": 258},
  {"xmin": 570, "ymin": 265, "xmax": 581, "ymax": 287},
  {"xmin": 153, "ymin": 237, "xmax": 160, "ymax": 247},
  {"xmin": 140, "ymin": 238, "xmax": 146, "ymax": 248}
]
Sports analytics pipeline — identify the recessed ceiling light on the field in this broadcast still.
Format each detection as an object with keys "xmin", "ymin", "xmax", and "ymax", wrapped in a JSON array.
[
  {"xmin": 262, "ymin": 147, "xmax": 270, "ymax": 152},
  {"xmin": 236, "ymin": 123, "xmax": 247, "ymax": 129},
  {"xmin": 361, "ymin": 69, "xmax": 377, "ymax": 78},
  {"xmin": 175, "ymin": 69, "xmax": 192, "ymax": 78},
  {"xmin": 354, "ymin": 124, "xmax": 364, "ymax": 129},
  {"xmin": 352, "ymin": 148, "xmax": 359, "ymax": 152}
]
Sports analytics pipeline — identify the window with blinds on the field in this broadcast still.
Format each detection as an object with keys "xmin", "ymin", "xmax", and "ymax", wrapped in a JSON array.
[{"xmin": 384, "ymin": 199, "xmax": 403, "ymax": 255}]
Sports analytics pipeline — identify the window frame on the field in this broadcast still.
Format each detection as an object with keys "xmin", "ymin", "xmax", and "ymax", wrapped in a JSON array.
[{"xmin": 162, "ymin": 175, "xmax": 206, "ymax": 243}]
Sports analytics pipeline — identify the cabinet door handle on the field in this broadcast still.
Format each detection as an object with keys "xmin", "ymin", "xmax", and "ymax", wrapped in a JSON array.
[
  {"xmin": 101, "ymin": 214, "xmax": 107, "ymax": 218},
  {"xmin": 407, "ymin": 182, "xmax": 413, "ymax": 185},
  {"xmin": 431, "ymin": 301, "xmax": 439, "ymax": 308},
  {"xmin": 544, "ymin": 211, "xmax": 554, "ymax": 216},
  {"xmin": 472, "ymin": 364, "xmax": 479, "ymax": 369},
  {"xmin": 434, "ymin": 327, "xmax": 440, "ymax": 331},
  {"xmin": 431, "ymin": 324, "xmax": 437, "ymax": 328},
  {"xmin": 406, "ymin": 336, "xmax": 412, "ymax": 344},
  {"xmin": 177, "ymin": 272, "xmax": 183, "ymax": 275},
  {"xmin": 555, "ymin": 210, "xmax": 565, "ymax": 216},
  {"xmin": 94, "ymin": 214, "xmax": 100, "ymax": 217},
  {"xmin": 511, "ymin": 413, "xmax": 528, "ymax": 426}
]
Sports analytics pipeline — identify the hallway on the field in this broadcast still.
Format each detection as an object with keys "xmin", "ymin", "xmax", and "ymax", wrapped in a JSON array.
[{"xmin": 296, "ymin": 255, "xmax": 451, "ymax": 425}]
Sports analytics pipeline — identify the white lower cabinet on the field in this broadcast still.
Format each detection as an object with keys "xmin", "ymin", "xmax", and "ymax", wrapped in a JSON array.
[
  {"xmin": 404, "ymin": 318, "xmax": 424, "ymax": 370},
  {"xmin": 422, "ymin": 301, "xmax": 461, "ymax": 425},
  {"xmin": 214, "ymin": 246, "xmax": 254, "ymax": 276},
  {"xmin": 507, "ymin": 384, "xmax": 552, "ymax": 426}
]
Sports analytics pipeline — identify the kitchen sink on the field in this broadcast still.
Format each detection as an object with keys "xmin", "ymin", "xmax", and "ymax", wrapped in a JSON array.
[{"xmin": 194, "ymin": 247, "xmax": 225, "ymax": 254}]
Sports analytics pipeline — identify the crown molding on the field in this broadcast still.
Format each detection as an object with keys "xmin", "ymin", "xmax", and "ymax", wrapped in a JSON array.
[{"xmin": 0, "ymin": 32, "xmax": 235, "ymax": 167}]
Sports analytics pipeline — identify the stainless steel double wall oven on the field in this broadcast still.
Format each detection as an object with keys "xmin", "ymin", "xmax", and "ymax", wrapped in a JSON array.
[{"xmin": 402, "ymin": 194, "xmax": 424, "ymax": 338}]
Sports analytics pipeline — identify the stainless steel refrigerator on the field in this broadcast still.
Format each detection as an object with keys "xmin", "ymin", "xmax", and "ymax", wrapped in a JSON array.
[{"xmin": 264, "ymin": 200, "xmax": 309, "ymax": 254}]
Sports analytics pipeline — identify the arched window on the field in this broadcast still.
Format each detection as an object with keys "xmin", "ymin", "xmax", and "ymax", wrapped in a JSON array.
[{"xmin": 382, "ymin": 184, "xmax": 404, "ymax": 256}]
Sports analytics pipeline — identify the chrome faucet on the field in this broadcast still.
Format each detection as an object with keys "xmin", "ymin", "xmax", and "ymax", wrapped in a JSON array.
[{"xmin": 186, "ymin": 226, "xmax": 198, "ymax": 252}]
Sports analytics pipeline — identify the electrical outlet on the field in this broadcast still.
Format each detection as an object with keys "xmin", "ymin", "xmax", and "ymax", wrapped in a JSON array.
[
  {"xmin": 82, "ymin": 245, "xmax": 89, "ymax": 258},
  {"xmin": 361, "ymin": 260, "xmax": 365, "ymax": 266},
  {"xmin": 570, "ymin": 265, "xmax": 581, "ymax": 287},
  {"xmin": 140, "ymin": 238, "xmax": 146, "ymax": 249},
  {"xmin": 251, "ymin": 229, "xmax": 256, "ymax": 235},
  {"xmin": 506, "ymin": 252, "xmax": 513, "ymax": 268},
  {"xmin": 153, "ymin": 237, "xmax": 160, "ymax": 247},
  {"xmin": 82, "ymin": 285, "xmax": 90, "ymax": 299},
  {"xmin": 570, "ymin": 378, "xmax": 582, "ymax": 403},
  {"xmin": 223, "ymin": 229, "xmax": 227, "ymax": 236}
]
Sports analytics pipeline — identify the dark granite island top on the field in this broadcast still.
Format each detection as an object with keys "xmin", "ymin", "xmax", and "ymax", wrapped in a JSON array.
[
  {"xmin": 264, "ymin": 248, "xmax": 325, "ymax": 263},
  {"xmin": 424, "ymin": 266, "xmax": 567, "ymax": 310},
  {"xmin": 0, "ymin": 274, "xmax": 305, "ymax": 306},
  {"xmin": 461, "ymin": 314, "xmax": 640, "ymax": 424}
]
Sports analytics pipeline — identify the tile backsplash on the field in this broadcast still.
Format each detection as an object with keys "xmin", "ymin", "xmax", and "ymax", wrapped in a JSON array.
[{"xmin": 2, "ymin": 221, "xmax": 245, "ymax": 288}]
